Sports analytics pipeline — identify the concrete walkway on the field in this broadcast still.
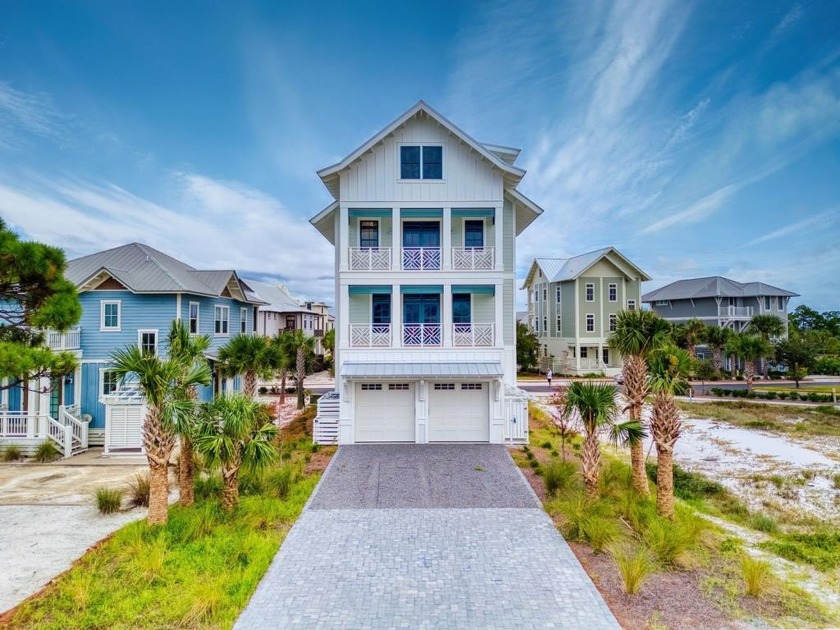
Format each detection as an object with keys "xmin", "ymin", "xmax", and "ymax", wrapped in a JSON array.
[{"xmin": 236, "ymin": 445, "xmax": 619, "ymax": 629}]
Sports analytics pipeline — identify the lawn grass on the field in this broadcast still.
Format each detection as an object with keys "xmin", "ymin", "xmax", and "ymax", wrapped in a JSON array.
[
  {"xmin": 754, "ymin": 384, "xmax": 839, "ymax": 394},
  {"xmin": 677, "ymin": 400, "xmax": 840, "ymax": 437},
  {"xmin": 4, "ymin": 415, "xmax": 330, "ymax": 630}
]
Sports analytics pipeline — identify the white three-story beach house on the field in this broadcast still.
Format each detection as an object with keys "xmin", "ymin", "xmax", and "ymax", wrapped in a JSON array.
[{"xmin": 310, "ymin": 101, "xmax": 542, "ymax": 445}]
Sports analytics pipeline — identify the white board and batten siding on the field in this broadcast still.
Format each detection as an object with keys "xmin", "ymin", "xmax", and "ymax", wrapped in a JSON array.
[{"xmin": 339, "ymin": 118, "xmax": 504, "ymax": 204}]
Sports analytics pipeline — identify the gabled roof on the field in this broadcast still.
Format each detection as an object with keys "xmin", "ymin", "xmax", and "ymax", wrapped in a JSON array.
[
  {"xmin": 242, "ymin": 279, "xmax": 311, "ymax": 314},
  {"xmin": 309, "ymin": 101, "xmax": 544, "ymax": 244},
  {"xmin": 642, "ymin": 276, "xmax": 799, "ymax": 302},
  {"xmin": 66, "ymin": 243, "xmax": 262, "ymax": 303},
  {"xmin": 316, "ymin": 100, "xmax": 525, "ymax": 199},
  {"xmin": 521, "ymin": 247, "xmax": 651, "ymax": 289}
]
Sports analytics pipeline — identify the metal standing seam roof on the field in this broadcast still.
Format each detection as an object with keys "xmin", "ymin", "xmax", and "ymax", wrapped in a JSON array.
[
  {"xmin": 243, "ymin": 279, "xmax": 312, "ymax": 314},
  {"xmin": 525, "ymin": 247, "xmax": 650, "ymax": 289},
  {"xmin": 66, "ymin": 242, "xmax": 262, "ymax": 303},
  {"xmin": 642, "ymin": 276, "xmax": 799, "ymax": 302},
  {"xmin": 340, "ymin": 362, "xmax": 504, "ymax": 378}
]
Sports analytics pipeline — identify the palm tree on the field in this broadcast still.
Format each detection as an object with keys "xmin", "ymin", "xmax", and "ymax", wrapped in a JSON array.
[
  {"xmin": 269, "ymin": 331, "xmax": 295, "ymax": 405},
  {"xmin": 648, "ymin": 347, "xmax": 692, "ymax": 519},
  {"xmin": 608, "ymin": 310, "xmax": 671, "ymax": 496},
  {"xmin": 727, "ymin": 332, "xmax": 772, "ymax": 391},
  {"xmin": 166, "ymin": 320, "xmax": 211, "ymax": 507},
  {"xmin": 682, "ymin": 318, "xmax": 707, "ymax": 359},
  {"xmin": 110, "ymin": 346, "xmax": 210, "ymax": 525},
  {"xmin": 562, "ymin": 381, "xmax": 644, "ymax": 499},
  {"xmin": 287, "ymin": 329, "xmax": 316, "ymax": 409},
  {"xmin": 704, "ymin": 325, "xmax": 732, "ymax": 375},
  {"xmin": 195, "ymin": 394, "xmax": 278, "ymax": 511},
  {"xmin": 748, "ymin": 314, "xmax": 785, "ymax": 378},
  {"xmin": 217, "ymin": 334, "xmax": 272, "ymax": 399}
]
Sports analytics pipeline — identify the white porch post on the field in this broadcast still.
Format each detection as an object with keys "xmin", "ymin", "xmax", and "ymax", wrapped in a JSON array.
[
  {"xmin": 338, "ymin": 284, "xmax": 350, "ymax": 351},
  {"xmin": 442, "ymin": 207, "xmax": 452, "ymax": 271},
  {"xmin": 442, "ymin": 284, "xmax": 452, "ymax": 347},
  {"xmin": 494, "ymin": 205, "xmax": 503, "ymax": 271},
  {"xmin": 339, "ymin": 205, "xmax": 349, "ymax": 272},
  {"xmin": 74, "ymin": 366, "xmax": 82, "ymax": 409},
  {"xmin": 392, "ymin": 287, "xmax": 402, "ymax": 348},
  {"xmin": 494, "ymin": 281, "xmax": 504, "ymax": 351},
  {"xmin": 574, "ymin": 343, "xmax": 581, "ymax": 374},
  {"xmin": 392, "ymin": 207, "xmax": 401, "ymax": 271}
]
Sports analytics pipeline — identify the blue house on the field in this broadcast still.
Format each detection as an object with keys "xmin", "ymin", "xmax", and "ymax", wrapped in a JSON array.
[{"xmin": 0, "ymin": 242, "xmax": 263, "ymax": 456}]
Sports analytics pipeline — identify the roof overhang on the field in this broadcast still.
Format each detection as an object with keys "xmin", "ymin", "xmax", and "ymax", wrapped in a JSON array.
[
  {"xmin": 506, "ymin": 189, "xmax": 544, "ymax": 236},
  {"xmin": 340, "ymin": 362, "xmax": 504, "ymax": 379}
]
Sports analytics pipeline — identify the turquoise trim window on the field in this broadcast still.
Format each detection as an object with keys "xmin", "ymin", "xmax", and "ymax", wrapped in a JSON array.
[
  {"xmin": 400, "ymin": 145, "xmax": 443, "ymax": 180},
  {"xmin": 359, "ymin": 220, "xmax": 379, "ymax": 248},
  {"xmin": 372, "ymin": 295, "xmax": 391, "ymax": 324},
  {"xmin": 452, "ymin": 294, "xmax": 471, "ymax": 324},
  {"xmin": 464, "ymin": 220, "xmax": 484, "ymax": 248}
]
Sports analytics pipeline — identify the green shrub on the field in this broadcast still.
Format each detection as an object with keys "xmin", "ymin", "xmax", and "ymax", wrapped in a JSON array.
[
  {"xmin": 540, "ymin": 440, "xmax": 553, "ymax": 450},
  {"xmin": 777, "ymin": 392, "xmax": 789, "ymax": 400},
  {"xmin": 610, "ymin": 543, "xmax": 656, "ymax": 594},
  {"xmin": 833, "ymin": 474, "xmax": 840, "ymax": 490},
  {"xmin": 34, "ymin": 440, "xmax": 61, "ymax": 463},
  {"xmin": 741, "ymin": 555, "xmax": 772, "ymax": 597},
  {"xmin": 1, "ymin": 443, "xmax": 23, "ymax": 461},
  {"xmin": 265, "ymin": 463, "xmax": 300, "ymax": 499},
  {"xmin": 759, "ymin": 530, "xmax": 840, "ymax": 571},
  {"xmin": 195, "ymin": 473, "xmax": 223, "ymax": 500},
  {"xmin": 258, "ymin": 386, "xmax": 268, "ymax": 395},
  {"xmin": 542, "ymin": 460, "xmax": 577, "ymax": 496},
  {"xmin": 749, "ymin": 513, "xmax": 779, "ymax": 534},
  {"xmin": 239, "ymin": 470, "xmax": 267, "ymax": 496},
  {"xmin": 764, "ymin": 391, "xmax": 778, "ymax": 400},
  {"xmin": 599, "ymin": 459, "xmax": 632, "ymax": 498},
  {"xmin": 126, "ymin": 473, "xmax": 150, "ymax": 508},
  {"xmin": 581, "ymin": 516, "xmax": 621, "ymax": 553},
  {"xmin": 94, "ymin": 487, "xmax": 124, "ymax": 514}
]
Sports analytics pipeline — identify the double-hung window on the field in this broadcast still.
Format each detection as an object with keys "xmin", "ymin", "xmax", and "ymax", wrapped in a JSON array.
[
  {"xmin": 359, "ymin": 220, "xmax": 379, "ymax": 249},
  {"xmin": 240, "ymin": 307, "xmax": 248, "ymax": 334},
  {"xmin": 609, "ymin": 314, "xmax": 617, "ymax": 332},
  {"xmin": 100, "ymin": 301, "xmax": 121, "ymax": 331},
  {"xmin": 101, "ymin": 369, "xmax": 119, "ymax": 396},
  {"xmin": 586, "ymin": 314, "xmax": 595, "ymax": 332},
  {"xmin": 556, "ymin": 285, "xmax": 562, "ymax": 304},
  {"xmin": 452, "ymin": 294, "xmax": 471, "ymax": 324},
  {"xmin": 189, "ymin": 302, "xmax": 200, "ymax": 334},
  {"xmin": 400, "ymin": 145, "xmax": 443, "ymax": 180},
  {"xmin": 585, "ymin": 283, "xmax": 594, "ymax": 302},
  {"xmin": 627, "ymin": 299, "xmax": 637, "ymax": 311},
  {"xmin": 464, "ymin": 220, "xmax": 484, "ymax": 248},
  {"xmin": 372, "ymin": 295, "xmax": 391, "ymax": 325},
  {"xmin": 138, "ymin": 330, "xmax": 157, "ymax": 355},
  {"xmin": 608, "ymin": 283, "xmax": 617, "ymax": 302},
  {"xmin": 214, "ymin": 305, "xmax": 230, "ymax": 335}
]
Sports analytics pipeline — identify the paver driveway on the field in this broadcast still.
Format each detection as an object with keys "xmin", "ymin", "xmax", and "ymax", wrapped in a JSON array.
[{"xmin": 236, "ymin": 445, "xmax": 619, "ymax": 629}]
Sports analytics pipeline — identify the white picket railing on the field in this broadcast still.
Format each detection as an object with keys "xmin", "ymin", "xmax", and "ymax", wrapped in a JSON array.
[
  {"xmin": 349, "ymin": 324, "xmax": 392, "ymax": 347},
  {"xmin": 402, "ymin": 247, "xmax": 441, "ymax": 270},
  {"xmin": 452, "ymin": 323, "xmax": 494, "ymax": 347},
  {"xmin": 0, "ymin": 406, "xmax": 88, "ymax": 458},
  {"xmin": 349, "ymin": 247, "xmax": 391, "ymax": 271},
  {"xmin": 719, "ymin": 306, "xmax": 754, "ymax": 318},
  {"xmin": 59, "ymin": 404, "xmax": 89, "ymax": 454},
  {"xmin": 46, "ymin": 328, "xmax": 81, "ymax": 351},
  {"xmin": 402, "ymin": 323, "xmax": 441, "ymax": 347},
  {"xmin": 0, "ymin": 411, "xmax": 37, "ymax": 437},
  {"xmin": 452, "ymin": 247, "xmax": 495, "ymax": 271}
]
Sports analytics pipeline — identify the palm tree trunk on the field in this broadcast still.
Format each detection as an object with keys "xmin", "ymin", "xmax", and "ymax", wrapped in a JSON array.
[
  {"xmin": 745, "ymin": 362, "xmax": 755, "ymax": 392},
  {"xmin": 178, "ymin": 434, "xmax": 195, "ymax": 507},
  {"xmin": 582, "ymin": 429, "xmax": 601, "ymax": 499},
  {"xmin": 656, "ymin": 450, "xmax": 675, "ymax": 520},
  {"xmin": 730, "ymin": 355, "xmax": 738, "ymax": 379},
  {"xmin": 624, "ymin": 356, "xmax": 650, "ymax": 497},
  {"xmin": 244, "ymin": 370, "xmax": 257, "ymax": 399},
  {"xmin": 296, "ymin": 347, "xmax": 306, "ymax": 409},
  {"xmin": 279, "ymin": 369, "xmax": 287, "ymax": 405},
  {"xmin": 148, "ymin": 460, "xmax": 170, "ymax": 525},
  {"xmin": 712, "ymin": 348, "xmax": 722, "ymax": 373},
  {"xmin": 221, "ymin": 463, "xmax": 239, "ymax": 512}
]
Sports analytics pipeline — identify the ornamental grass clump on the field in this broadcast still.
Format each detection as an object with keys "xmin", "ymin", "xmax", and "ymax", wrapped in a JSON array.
[
  {"xmin": 610, "ymin": 543, "xmax": 656, "ymax": 594},
  {"xmin": 94, "ymin": 487, "xmax": 124, "ymax": 515},
  {"xmin": 542, "ymin": 460, "xmax": 577, "ymax": 496},
  {"xmin": 741, "ymin": 555, "xmax": 772, "ymax": 597},
  {"xmin": 1, "ymin": 443, "xmax": 23, "ymax": 461},
  {"xmin": 126, "ymin": 473, "xmax": 150, "ymax": 508},
  {"xmin": 34, "ymin": 439, "xmax": 61, "ymax": 463}
]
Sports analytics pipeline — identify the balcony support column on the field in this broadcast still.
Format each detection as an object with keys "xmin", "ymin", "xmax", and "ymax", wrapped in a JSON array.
[
  {"xmin": 494, "ymin": 205, "xmax": 503, "ymax": 271},
  {"xmin": 393, "ymin": 289, "xmax": 402, "ymax": 347},
  {"xmin": 392, "ymin": 207, "xmax": 401, "ymax": 271},
  {"xmin": 442, "ymin": 284, "xmax": 452, "ymax": 347},
  {"xmin": 339, "ymin": 205, "xmax": 349, "ymax": 272},
  {"xmin": 442, "ymin": 207, "xmax": 452, "ymax": 271}
]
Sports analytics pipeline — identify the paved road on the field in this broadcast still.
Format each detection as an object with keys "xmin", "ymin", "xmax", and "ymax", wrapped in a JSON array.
[{"xmin": 235, "ymin": 445, "xmax": 619, "ymax": 629}]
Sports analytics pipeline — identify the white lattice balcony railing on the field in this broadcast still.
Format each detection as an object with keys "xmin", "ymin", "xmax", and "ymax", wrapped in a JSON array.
[
  {"xmin": 401, "ymin": 323, "xmax": 441, "ymax": 347},
  {"xmin": 402, "ymin": 247, "xmax": 441, "ymax": 270},
  {"xmin": 349, "ymin": 324, "xmax": 392, "ymax": 347},
  {"xmin": 452, "ymin": 247, "xmax": 495, "ymax": 271},
  {"xmin": 349, "ymin": 247, "xmax": 391, "ymax": 271},
  {"xmin": 46, "ymin": 328, "xmax": 81, "ymax": 351},
  {"xmin": 719, "ymin": 306, "xmax": 754, "ymax": 318},
  {"xmin": 452, "ymin": 323, "xmax": 494, "ymax": 347}
]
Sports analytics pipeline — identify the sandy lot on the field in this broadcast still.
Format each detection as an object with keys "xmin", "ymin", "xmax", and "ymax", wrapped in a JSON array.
[{"xmin": 0, "ymin": 450, "xmax": 151, "ymax": 613}]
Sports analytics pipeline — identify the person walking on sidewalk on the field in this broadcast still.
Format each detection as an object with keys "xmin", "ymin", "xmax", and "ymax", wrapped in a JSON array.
[{"xmin": 546, "ymin": 369, "xmax": 553, "ymax": 387}]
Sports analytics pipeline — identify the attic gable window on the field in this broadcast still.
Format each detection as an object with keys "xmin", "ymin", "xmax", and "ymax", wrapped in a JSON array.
[{"xmin": 400, "ymin": 145, "xmax": 442, "ymax": 180}]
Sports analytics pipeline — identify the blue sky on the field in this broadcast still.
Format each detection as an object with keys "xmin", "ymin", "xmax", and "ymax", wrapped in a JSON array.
[{"xmin": 1, "ymin": 0, "xmax": 838, "ymax": 309}]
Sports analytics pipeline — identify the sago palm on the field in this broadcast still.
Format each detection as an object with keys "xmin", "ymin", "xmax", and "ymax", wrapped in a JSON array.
[
  {"xmin": 727, "ymin": 333, "xmax": 772, "ymax": 391},
  {"xmin": 647, "ymin": 346, "xmax": 692, "ymax": 519},
  {"xmin": 562, "ymin": 381, "xmax": 644, "ymax": 499},
  {"xmin": 218, "ymin": 334, "xmax": 272, "ymax": 399},
  {"xmin": 748, "ymin": 314, "xmax": 785, "ymax": 378},
  {"xmin": 110, "ymin": 345, "xmax": 210, "ymax": 525},
  {"xmin": 166, "ymin": 320, "xmax": 212, "ymax": 507},
  {"xmin": 704, "ymin": 325, "xmax": 732, "ymax": 375},
  {"xmin": 608, "ymin": 309, "xmax": 671, "ymax": 496},
  {"xmin": 195, "ymin": 394, "xmax": 278, "ymax": 511}
]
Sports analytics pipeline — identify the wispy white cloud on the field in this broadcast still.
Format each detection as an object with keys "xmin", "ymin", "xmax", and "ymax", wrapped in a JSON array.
[
  {"xmin": 639, "ymin": 183, "xmax": 740, "ymax": 235},
  {"xmin": 770, "ymin": 4, "xmax": 803, "ymax": 42},
  {"xmin": 0, "ymin": 82, "xmax": 67, "ymax": 149},
  {"xmin": 746, "ymin": 207, "xmax": 840, "ymax": 246},
  {"xmin": 0, "ymin": 172, "xmax": 335, "ymax": 301}
]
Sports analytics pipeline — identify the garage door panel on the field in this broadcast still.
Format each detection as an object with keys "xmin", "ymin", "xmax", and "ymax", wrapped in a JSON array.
[
  {"xmin": 429, "ymin": 382, "xmax": 489, "ymax": 442},
  {"xmin": 355, "ymin": 382, "xmax": 415, "ymax": 442}
]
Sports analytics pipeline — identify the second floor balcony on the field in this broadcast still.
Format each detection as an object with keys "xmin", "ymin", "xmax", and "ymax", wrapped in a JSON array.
[
  {"xmin": 348, "ymin": 246, "xmax": 496, "ymax": 272},
  {"xmin": 719, "ymin": 306, "xmax": 754, "ymax": 319},
  {"xmin": 348, "ymin": 322, "xmax": 495, "ymax": 348},
  {"xmin": 46, "ymin": 328, "xmax": 81, "ymax": 351}
]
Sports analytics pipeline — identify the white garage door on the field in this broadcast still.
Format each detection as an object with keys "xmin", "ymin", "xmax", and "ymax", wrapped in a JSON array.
[
  {"xmin": 429, "ymin": 382, "xmax": 490, "ymax": 442},
  {"xmin": 355, "ymin": 382, "xmax": 415, "ymax": 442}
]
